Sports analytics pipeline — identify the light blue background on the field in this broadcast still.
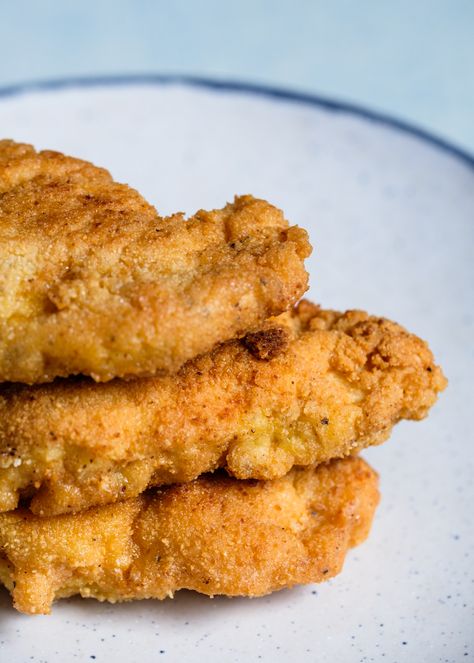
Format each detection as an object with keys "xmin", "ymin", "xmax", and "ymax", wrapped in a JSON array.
[{"xmin": 1, "ymin": 0, "xmax": 473, "ymax": 154}]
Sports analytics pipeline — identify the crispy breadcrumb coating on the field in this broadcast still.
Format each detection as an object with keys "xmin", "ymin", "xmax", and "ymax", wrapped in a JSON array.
[
  {"xmin": 0, "ymin": 301, "xmax": 446, "ymax": 515},
  {"xmin": 0, "ymin": 140, "xmax": 310, "ymax": 383},
  {"xmin": 0, "ymin": 456, "xmax": 379, "ymax": 615}
]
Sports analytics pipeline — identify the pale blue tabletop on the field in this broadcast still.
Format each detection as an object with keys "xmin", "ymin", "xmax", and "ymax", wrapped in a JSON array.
[{"xmin": 0, "ymin": 1, "xmax": 473, "ymax": 154}]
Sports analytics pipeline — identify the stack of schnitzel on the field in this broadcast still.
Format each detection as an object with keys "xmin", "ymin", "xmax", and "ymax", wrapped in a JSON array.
[{"xmin": 0, "ymin": 140, "xmax": 446, "ymax": 614}]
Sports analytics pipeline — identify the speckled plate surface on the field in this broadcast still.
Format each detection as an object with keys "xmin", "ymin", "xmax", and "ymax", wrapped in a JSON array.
[{"xmin": 0, "ymin": 78, "xmax": 472, "ymax": 663}]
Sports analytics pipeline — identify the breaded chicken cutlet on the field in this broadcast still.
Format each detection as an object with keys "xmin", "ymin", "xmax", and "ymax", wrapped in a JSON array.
[
  {"xmin": 0, "ymin": 140, "xmax": 310, "ymax": 384},
  {"xmin": 0, "ymin": 456, "xmax": 379, "ymax": 615},
  {"xmin": 0, "ymin": 300, "xmax": 446, "ymax": 515}
]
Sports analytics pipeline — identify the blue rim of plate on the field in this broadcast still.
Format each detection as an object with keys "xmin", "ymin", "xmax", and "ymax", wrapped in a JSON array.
[{"xmin": 0, "ymin": 74, "xmax": 473, "ymax": 170}]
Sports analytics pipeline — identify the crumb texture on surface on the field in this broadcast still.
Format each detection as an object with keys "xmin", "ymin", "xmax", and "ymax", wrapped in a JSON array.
[
  {"xmin": 0, "ymin": 139, "xmax": 310, "ymax": 383},
  {"xmin": 0, "ymin": 300, "xmax": 446, "ymax": 515},
  {"xmin": 0, "ymin": 456, "xmax": 379, "ymax": 614}
]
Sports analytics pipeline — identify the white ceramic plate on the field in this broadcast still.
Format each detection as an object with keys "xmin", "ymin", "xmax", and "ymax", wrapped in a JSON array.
[{"xmin": 0, "ymin": 78, "xmax": 472, "ymax": 663}]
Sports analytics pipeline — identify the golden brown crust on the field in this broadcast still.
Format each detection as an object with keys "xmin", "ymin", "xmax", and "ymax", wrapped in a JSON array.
[
  {"xmin": 0, "ymin": 457, "xmax": 379, "ymax": 615},
  {"xmin": 0, "ymin": 140, "xmax": 310, "ymax": 383},
  {"xmin": 0, "ymin": 301, "xmax": 446, "ymax": 515}
]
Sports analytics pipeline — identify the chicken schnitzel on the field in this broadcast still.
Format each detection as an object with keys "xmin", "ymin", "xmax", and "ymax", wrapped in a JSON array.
[
  {"xmin": 0, "ymin": 301, "xmax": 446, "ymax": 515},
  {"xmin": 0, "ymin": 140, "xmax": 310, "ymax": 383},
  {"xmin": 0, "ymin": 456, "xmax": 379, "ymax": 615}
]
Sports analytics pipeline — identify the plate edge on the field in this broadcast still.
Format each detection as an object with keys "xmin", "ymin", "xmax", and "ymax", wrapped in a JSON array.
[{"xmin": 0, "ymin": 74, "xmax": 473, "ymax": 170}]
